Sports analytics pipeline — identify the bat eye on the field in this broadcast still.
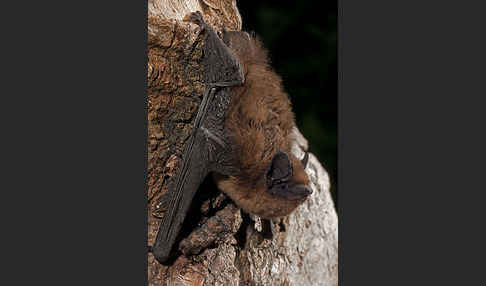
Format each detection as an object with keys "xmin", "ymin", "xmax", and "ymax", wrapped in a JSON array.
[{"xmin": 265, "ymin": 152, "xmax": 292, "ymax": 187}]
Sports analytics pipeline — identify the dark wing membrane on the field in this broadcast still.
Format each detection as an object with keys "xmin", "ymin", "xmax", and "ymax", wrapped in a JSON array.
[
  {"xmin": 151, "ymin": 12, "xmax": 245, "ymax": 264},
  {"xmin": 152, "ymin": 88, "xmax": 220, "ymax": 263},
  {"xmin": 152, "ymin": 130, "xmax": 209, "ymax": 263}
]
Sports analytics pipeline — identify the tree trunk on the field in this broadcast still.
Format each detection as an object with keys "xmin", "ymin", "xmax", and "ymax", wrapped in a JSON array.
[{"xmin": 147, "ymin": 1, "xmax": 338, "ymax": 285}]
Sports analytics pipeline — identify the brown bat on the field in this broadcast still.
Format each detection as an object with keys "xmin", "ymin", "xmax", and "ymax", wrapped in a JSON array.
[{"xmin": 150, "ymin": 11, "xmax": 312, "ymax": 264}]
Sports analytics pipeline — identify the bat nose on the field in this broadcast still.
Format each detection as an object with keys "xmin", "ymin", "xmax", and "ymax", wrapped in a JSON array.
[
  {"xmin": 301, "ymin": 185, "xmax": 313, "ymax": 196},
  {"xmin": 290, "ymin": 184, "xmax": 313, "ymax": 200}
]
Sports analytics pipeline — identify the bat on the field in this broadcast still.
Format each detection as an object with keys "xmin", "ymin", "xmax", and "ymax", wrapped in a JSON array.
[{"xmin": 150, "ymin": 11, "xmax": 312, "ymax": 264}]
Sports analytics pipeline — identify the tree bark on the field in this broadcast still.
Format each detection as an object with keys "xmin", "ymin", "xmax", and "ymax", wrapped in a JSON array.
[{"xmin": 147, "ymin": 1, "xmax": 338, "ymax": 285}]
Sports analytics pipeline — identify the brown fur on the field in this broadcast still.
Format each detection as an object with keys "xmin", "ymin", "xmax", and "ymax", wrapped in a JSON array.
[{"xmin": 215, "ymin": 33, "xmax": 310, "ymax": 219}]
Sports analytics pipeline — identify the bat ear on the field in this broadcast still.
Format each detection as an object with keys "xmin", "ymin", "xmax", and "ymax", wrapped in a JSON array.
[
  {"xmin": 266, "ymin": 152, "xmax": 293, "ymax": 187},
  {"xmin": 301, "ymin": 152, "xmax": 309, "ymax": 169}
]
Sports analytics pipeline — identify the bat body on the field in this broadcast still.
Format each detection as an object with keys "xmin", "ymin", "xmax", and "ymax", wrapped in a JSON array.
[{"xmin": 151, "ymin": 11, "xmax": 312, "ymax": 264}]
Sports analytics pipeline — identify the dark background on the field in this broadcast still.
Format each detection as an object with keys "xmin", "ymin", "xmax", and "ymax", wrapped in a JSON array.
[{"xmin": 238, "ymin": 1, "xmax": 338, "ymax": 204}]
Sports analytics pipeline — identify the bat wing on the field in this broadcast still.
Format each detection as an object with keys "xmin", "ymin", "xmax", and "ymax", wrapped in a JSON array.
[
  {"xmin": 152, "ymin": 128, "xmax": 210, "ymax": 263},
  {"xmin": 151, "ymin": 11, "xmax": 244, "ymax": 264}
]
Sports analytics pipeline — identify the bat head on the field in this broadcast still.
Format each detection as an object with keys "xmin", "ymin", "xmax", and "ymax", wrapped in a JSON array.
[
  {"xmin": 214, "ymin": 152, "xmax": 312, "ymax": 219},
  {"xmin": 241, "ymin": 151, "xmax": 312, "ymax": 219}
]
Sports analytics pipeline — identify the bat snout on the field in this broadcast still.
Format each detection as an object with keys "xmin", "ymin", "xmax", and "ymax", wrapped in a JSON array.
[
  {"xmin": 292, "ymin": 184, "xmax": 313, "ymax": 200},
  {"xmin": 267, "ymin": 182, "xmax": 313, "ymax": 201}
]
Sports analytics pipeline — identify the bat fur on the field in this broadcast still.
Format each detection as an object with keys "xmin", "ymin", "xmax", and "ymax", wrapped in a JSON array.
[
  {"xmin": 150, "ymin": 11, "xmax": 312, "ymax": 264},
  {"xmin": 215, "ymin": 30, "xmax": 311, "ymax": 218}
]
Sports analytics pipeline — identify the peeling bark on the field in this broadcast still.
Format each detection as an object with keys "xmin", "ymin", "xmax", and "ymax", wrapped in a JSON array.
[{"xmin": 147, "ymin": 1, "xmax": 338, "ymax": 285}]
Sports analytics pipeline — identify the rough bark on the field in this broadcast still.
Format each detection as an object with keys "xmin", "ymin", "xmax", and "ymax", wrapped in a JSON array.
[{"xmin": 147, "ymin": 1, "xmax": 338, "ymax": 285}]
